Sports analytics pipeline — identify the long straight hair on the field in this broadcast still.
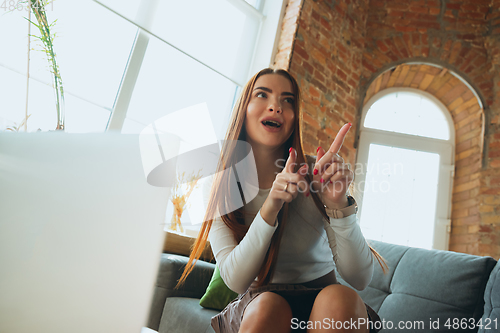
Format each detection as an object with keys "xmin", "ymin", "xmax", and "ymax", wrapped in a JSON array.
[{"xmin": 176, "ymin": 68, "xmax": 386, "ymax": 289}]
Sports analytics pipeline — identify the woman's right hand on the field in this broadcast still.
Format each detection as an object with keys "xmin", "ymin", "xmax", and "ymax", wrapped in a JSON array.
[{"xmin": 260, "ymin": 148, "xmax": 310, "ymax": 226}]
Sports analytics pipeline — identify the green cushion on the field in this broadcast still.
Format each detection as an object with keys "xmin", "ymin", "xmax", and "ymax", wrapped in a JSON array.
[{"xmin": 199, "ymin": 265, "xmax": 239, "ymax": 310}]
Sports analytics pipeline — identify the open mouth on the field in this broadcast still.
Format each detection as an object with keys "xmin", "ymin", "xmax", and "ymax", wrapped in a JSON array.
[{"xmin": 261, "ymin": 120, "xmax": 282, "ymax": 128}]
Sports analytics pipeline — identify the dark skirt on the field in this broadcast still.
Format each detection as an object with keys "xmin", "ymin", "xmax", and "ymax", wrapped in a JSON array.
[{"xmin": 211, "ymin": 280, "xmax": 381, "ymax": 333}]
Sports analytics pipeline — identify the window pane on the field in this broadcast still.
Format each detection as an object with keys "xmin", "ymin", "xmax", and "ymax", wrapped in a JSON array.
[
  {"xmin": 123, "ymin": 36, "xmax": 237, "ymax": 141},
  {"xmin": 0, "ymin": 9, "xmax": 29, "ymax": 76},
  {"xmin": 101, "ymin": 0, "xmax": 260, "ymax": 85},
  {"xmin": 0, "ymin": 67, "xmax": 25, "ymax": 130},
  {"xmin": 152, "ymin": 0, "xmax": 259, "ymax": 84},
  {"xmin": 95, "ymin": 0, "xmax": 141, "ymax": 22},
  {"xmin": 45, "ymin": 1, "xmax": 137, "ymax": 109},
  {"xmin": 364, "ymin": 91, "xmax": 450, "ymax": 140},
  {"xmin": 359, "ymin": 144, "xmax": 440, "ymax": 249}
]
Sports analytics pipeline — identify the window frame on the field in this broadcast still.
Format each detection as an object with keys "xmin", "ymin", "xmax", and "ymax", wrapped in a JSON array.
[
  {"xmin": 356, "ymin": 87, "xmax": 456, "ymax": 250},
  {"xmin": 104, "ymin": 0, "xmax": 288, "ymax": 131}
]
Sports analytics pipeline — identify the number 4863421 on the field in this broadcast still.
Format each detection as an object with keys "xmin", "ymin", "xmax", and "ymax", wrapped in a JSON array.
[
  {"xmin": 1, "ymin": 1, "xmax": 54, "ymax": 12},
  {"xmin": 444, "ymin": 318, "xmax": 498, "ymax": 330}
]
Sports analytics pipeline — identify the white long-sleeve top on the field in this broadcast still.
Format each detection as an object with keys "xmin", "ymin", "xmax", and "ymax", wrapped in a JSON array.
[{"xmin": 208, "ymin": 180, "xmax": 374, "ymax": 295}]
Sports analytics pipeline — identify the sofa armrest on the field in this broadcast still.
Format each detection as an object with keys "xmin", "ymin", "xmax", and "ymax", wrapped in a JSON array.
[
  {"xmin": 147, "ymin": 253, "xmax": 215, "ymax": 331},
  {"xmin": 479, "ymin": 260, "xmax": 500, "ymax": 333}
]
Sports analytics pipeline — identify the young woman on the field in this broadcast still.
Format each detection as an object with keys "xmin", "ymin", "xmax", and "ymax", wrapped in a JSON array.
[{"xmin": 178, "ymin": 68, "xmax": 386, "ymax": 333}]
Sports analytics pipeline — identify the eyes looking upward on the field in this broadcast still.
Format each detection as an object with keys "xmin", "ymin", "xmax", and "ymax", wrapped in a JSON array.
[{"xmin": 252, "ymin": 87, "xmax": 296, "ymax": 110}]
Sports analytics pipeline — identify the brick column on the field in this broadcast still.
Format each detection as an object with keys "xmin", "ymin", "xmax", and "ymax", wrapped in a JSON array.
[
  {"xmin": 286, "ymin": 0, "xmax": 369, "ymax": 166},
  {"xmin": 480, "ymin": 1, "xmax": 500, "ymax": 257}
]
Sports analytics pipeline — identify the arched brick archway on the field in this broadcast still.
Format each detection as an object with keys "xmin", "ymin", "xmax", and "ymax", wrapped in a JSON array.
[
  {"xmin": 361, "ymin": 6, "xmax": 495, "ymax": 108},
  {"xmin": 356, "ymin": 0, "xmax": 500, "ymax": 257},
  {"xmin": 272, "ymin": 0, "xmax": 500, "ymax": 258},
  {"xmin": 361, "ymin": 62, "xmax": 484, "ymax": 253}
]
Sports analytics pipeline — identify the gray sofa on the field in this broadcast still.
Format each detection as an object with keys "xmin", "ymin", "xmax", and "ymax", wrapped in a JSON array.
[{"xmin": 147, "ymin": 240, "xmax": 499, "ymax": 333}]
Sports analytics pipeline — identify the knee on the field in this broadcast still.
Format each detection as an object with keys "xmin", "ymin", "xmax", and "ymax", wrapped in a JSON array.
[
  {"xmin": 241, "ymin": 292, "xmax": 293, "ymax": 332},
  {"xmin": 313, "ymin": 284, "xmax": 366, "ymax": 320}
]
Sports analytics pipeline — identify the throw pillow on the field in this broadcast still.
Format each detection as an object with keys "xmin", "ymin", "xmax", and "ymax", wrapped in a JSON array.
[{"xmin": 199, "ymin": 265, "xmax": 238, "ymax": 310}]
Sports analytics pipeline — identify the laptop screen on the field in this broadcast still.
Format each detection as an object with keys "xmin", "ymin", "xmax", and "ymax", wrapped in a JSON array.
[{"xmin": 0, "ymin": 132, "xmax": 173, "ymax": 333}]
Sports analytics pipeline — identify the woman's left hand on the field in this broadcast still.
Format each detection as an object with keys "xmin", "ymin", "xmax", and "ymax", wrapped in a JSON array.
[{"xmin": 311, "ymin": 123, "xmax": 354, "ymax": 209}]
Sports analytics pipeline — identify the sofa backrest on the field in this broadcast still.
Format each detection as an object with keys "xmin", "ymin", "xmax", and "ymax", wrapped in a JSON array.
[{"xmin": 337, "ymin": 240, "xmax": 497, "ymax": 332}]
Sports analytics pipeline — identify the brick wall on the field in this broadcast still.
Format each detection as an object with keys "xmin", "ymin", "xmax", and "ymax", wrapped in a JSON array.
[
  {"xmin": 274, "ymin": 0, "xmax": 500, "ymax": 258},
  {"xmin": 276, "ymin": 0, "xmax": 370, "ymax": 166},
  {"xmin": 481, "ymin": 1, "xmax": 500, "ymax": 256}
]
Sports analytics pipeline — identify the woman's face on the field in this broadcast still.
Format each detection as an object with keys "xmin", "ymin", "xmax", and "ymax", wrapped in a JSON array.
[{"xmin": 244, "ymin": 74, "xmax": 296, "ymax": 151}]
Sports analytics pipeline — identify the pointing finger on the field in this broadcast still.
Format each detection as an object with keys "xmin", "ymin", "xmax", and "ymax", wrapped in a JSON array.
[
  {"xmin": 328, "ymin": 123, "xmax": 352, "ymax": 154},
  {"xmin": 284, "ymin": 147, "xmax": 297, "ymax": 173},
  {"xmin": 313, "ymin": 146, "xmax": 326, "ymax": 176}
]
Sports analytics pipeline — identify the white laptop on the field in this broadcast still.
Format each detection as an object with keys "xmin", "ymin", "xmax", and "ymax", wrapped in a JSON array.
[{"xmin": 0, "ymin": 132, "xmax": 176, "ymax": 333}]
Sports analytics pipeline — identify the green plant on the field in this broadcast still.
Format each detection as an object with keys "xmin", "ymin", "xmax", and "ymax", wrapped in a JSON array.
[
  {"xmin": 5, "ymin": 115, "xmax": 31, "ymax": 132},
  {"xmin": 25, "ymin": 0, "xmax": 64, "ymax": 130}
]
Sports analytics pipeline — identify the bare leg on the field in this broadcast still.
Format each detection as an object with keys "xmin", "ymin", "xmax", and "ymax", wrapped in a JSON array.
[
  {"xmin": 239, "ymin": 291, "xmax": 293, "ymax": 333},
  {"xmin": 307, "ymin": 285, "xmax": 369, "ymax": 333}
]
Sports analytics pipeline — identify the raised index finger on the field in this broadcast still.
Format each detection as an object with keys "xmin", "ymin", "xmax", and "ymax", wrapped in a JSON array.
[
  {"xmin": 328, "ymin": 123, "xmax": 352, "ymax": 154},
  {"xmin": 284, "ymin": 147, "xmax": 297, "ymax": 173}
]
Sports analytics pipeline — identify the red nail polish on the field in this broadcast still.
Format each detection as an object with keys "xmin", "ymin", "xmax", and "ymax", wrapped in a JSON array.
[
  {"xmin": 316, "ymin": 146, "xmax": 321, "ymax": 153},
  {"xmin": 320, "ymin": 178, "xmax": 324, "ymax": 183},
  {"xmin": 348, "ymin": 122, "xmax": 352, "ymax": 127},
  {"xmin": 313, "ymin": 169, "xmax": 318, "ymax": 175},
  {"xmin": 289, "ymin": 147, "xmax": 292, "ymax": 153},
  {"xmin": 306, "ymin": 192, "xmax": 310, "ymax": 197}
]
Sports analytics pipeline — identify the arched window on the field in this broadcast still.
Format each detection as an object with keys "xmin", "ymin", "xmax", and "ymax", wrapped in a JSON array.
[{"xmin": 356, "ymin": 88, "xmax": 455, "ymax": 250}]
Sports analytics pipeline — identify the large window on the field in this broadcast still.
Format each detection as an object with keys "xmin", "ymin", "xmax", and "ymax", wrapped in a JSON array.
[
  {"xmin": 356, "ymin": 88, "xmax": 455, "ymax": 250},
  {"xmin": 1, "ymin": 0, "xmax": 287, "ymax": 236},
  {"xmin": 1, "ymin": 0, "xmax": 285, "ymax": 134}
]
